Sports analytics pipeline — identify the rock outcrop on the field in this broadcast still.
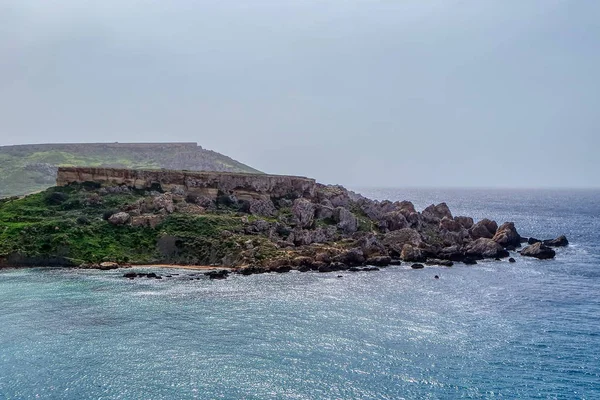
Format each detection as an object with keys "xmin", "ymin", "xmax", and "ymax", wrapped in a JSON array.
[
  {"xmin": 57, "ymin": 167, "xmax": 316, "ymax": 202},
  {"xmin": 521, "ymin": 243, "xmax": 556, "ymax": 259}
]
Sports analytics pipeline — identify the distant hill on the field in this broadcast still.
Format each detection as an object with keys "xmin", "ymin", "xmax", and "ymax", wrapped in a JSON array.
[{"xmin": 0, "ymin": 142, "xmax": 262, "ymax": 197}]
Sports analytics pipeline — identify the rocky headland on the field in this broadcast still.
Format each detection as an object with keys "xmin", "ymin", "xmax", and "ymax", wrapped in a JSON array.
[{"xmin": 0, "ymin": 167, "xmax": 568, "ymax": 277}]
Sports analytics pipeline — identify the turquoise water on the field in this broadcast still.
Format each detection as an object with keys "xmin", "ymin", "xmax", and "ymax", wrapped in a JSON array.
[{"xmin": 1, "ymin": 189, "xmax": 599, "ymax": 399}]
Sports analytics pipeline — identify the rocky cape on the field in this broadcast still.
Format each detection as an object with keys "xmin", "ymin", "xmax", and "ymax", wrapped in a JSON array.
[{"xmin": 0, "ymin": 168, "xmax": 568, "ymax": 277}]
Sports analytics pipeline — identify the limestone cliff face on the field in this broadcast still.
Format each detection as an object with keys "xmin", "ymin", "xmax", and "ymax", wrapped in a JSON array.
[{"xmin": 57, "ymin": 167, "xmax": 316, "ymax": 201}]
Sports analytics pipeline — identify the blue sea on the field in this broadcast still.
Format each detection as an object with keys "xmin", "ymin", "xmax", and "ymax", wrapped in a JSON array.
[{"xmin": 1, "ymin": 188, "xmax": 599, "ymax": 399}]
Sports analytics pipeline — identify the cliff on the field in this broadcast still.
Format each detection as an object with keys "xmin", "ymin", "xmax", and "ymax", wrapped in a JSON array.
[
  {"xmin": 0, "ymin": 142, "xmax": 261, "ymax": 198},
  {"xmin": 57, "ymin": 167, "xmax": 316, "ymax": 201}
]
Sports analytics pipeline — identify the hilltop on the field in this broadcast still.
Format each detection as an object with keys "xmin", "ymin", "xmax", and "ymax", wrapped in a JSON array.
[{"xmin": 0, "ymin": 142, "xmax": 261, "ymax": 197}]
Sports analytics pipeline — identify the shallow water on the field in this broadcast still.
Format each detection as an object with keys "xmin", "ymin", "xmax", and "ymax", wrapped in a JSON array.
[{"xmin": 1, "ymin": 189, "xmax": 599, "ymax": 399}]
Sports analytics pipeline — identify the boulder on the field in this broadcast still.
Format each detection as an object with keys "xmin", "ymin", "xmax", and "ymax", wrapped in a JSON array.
[
  {"xmin": 292, "ymin": 198, "xmax": 316, "ymax": 228},
  {"xmin": 333, "ymin": 248, "xmax": 365, "ymax": 266},
  {"xmin": 205, "ymin": 270, "xmax": 230, "ymax": 279},
  {"xmin": 492, "ymin": 222, "xmax": 522, "ymax": 248},
  {"xmin": 381, "ymin": 211, "xmax": 409, "ymax": 231},
  {"xmin": 248, "ymin": 198, "xmax": 277, "ymax": 217},
  {"xmin": 358, "ymin": 234, "xmax": 387, "ymax": 257},
  {"xmin": 315, "ymin": 205, "xmax": 335, "ymax": 221},
  {"xmin": 521, "ymin": 242, "xmax": 556, "ymax": 259},
  {"xmin": 469, "ymin": 218, "xmax": 498, "ymax": 240},
  {"xmin": 334, "ymin": 207, "xmax": 358, "ymax": 234},
  {"xmin": 425, "ymin": 259, "xmax": 454, "ymax": 267},
  {"xmin": 108, "ymin": 212, "xmax": 130, "ymax": 226},
  {"xmin": 152, "ymin": 193, "xmax": 175, "ymax": 214},
  {"xmin": 528, "ymin": 237, "xmax": 542, "ymax": 245},
  {"xmin": 543, "ymin": 235, "xmax": 569, "ymax": 247},
  {"xmin": 422, "ymin": 202, "xmax": 453, "ymax": 223},
  {"xmin": 509, "ymin": 257, "xmax": 516, "ymax": 263},
  {"xmin": 383, "ymin": 228, "xmax": 422, "ymax": 255},
  {"xmin": 437, "ymin": 245, "xmax": 465, "ymax": 262},
  {"xmin": 411, "ymin": 263, "xmax": 425, "ymax": 269},
  {"xmin": 465, "ymin": 238, "xmax": 509, "ymax": 259},
  {"xmin": 123, "ymin": 272, "xmax": 137, "ymax": 278},
  {"xmin": 400, "ymin": 244, "xmax": 425, "ymax": 262},
  {"xmin": 463, "ymin": 257, "xmax": 478, "ymax": 265},
  {"xmin": 365, "ymin": 256, "xmax": 391, "ymax": 267},
  {"xmin": 454, "ymin": 216, "xmax": 474, "ymax": 229},
  {"xmin": 439, "ymin": 217, "xmax": 462, "ymax": 232}
]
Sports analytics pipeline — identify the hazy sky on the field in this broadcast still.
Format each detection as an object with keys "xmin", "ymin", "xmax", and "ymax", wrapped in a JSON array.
[{"xmin": 1, "ymin": 0, "xmax": 598, "ymax": 188}]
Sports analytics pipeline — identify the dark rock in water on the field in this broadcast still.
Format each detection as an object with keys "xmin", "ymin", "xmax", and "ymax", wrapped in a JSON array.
[
  {"xmin": 509, "ymin": 257, "xmax": 516, "ymax": 263},
  {"xmin": 329, "ymin": 262, "xmax": 348, "ymax": 271},
  {"xmin": 528, "ymin": 237, "xmax": 542, "ymax": 245},
  {"xmin": 318, "ymin": 264, "xmax": 333, "ymax": 273},
  {"xmin": 389, "ymin": 259, "xmax": 402, "ymax": 266},
  {"xmin": 123, "ymin": 272, "xmax": 137, "ymax": 279},
  {"xmin": 333, "ymin": 248, "xmax": 365, "ymax": 266},
  {"xmin": 434, "ymin": 275, "xmax": 439, "ymax": 279},
  {"xmin": 155, "ymin": 276, "xmax": 163, "ymax": 279},
  {"xmin": 337, "ymin": 275, "xmax": 343, "ymax": 278},
  {"xmin": 298, "ymin": 265, "xmax": 311, "ymax": 272},
  {"xmin": 494, "ymin": 258, "xmax": 501, "ymax": 261},
  {"xmin": 505, "ymin": 245, "xmax": 517, "ymax": 251},
  {"xmin": 363, "ymin": 267, "xmax": 380, "ymax": 271},
  {"xmin": 400, "ymin": 244, "xmax": 425, "ymax": 262},
  {"xmin": 437, "ymin": 246, "xmax": 465, "ymax": 262},
  {"xmin": 463, "ymin": 257, "xmax": 478, "ymax": 265},
  {"xmin": 521, "ymin": 242, "xmax": 556, "ymax": 259},
  {"xmin": 492, "ymin": 222, "xmax": 522, "ymax": 248},
  {"xmin": 543, "ymin": 235, "xmax": 569, "ymax": 247},
  {"xmin": 348, "ymin": 267, "xmax": 361, "ymax": 272},
  {"xmin": 425, "ymin": 259, "xmax": 454, "ymax": 267},
  {"xmin": 366, "ymin": 255, "xmax": 391, "ymax": 267},
  {"xmin": 147, "ymin": 273, "xmax": 158, "ymax": 278},
  {"xmin": 411, "ymin": 263, "xmax": 425, "ymax": 269},
  {"xmin": 465, "ymin": 238, "xmax": 510, "ymax": 259},
  {"xmin": 205, "ymin": 269, "xmax": 230, "ymax": 279}
]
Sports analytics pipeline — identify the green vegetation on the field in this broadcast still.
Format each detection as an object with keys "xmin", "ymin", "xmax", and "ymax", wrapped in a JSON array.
[
  {"xmin": 0, "ymin": 143, "xmax": 261, "ymax": 197},
  {"xmin": 0, "ymin": 184, "xmax": 254, "ymax": 266}
]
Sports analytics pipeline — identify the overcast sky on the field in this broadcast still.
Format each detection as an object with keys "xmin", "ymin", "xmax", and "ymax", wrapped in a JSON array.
[{"xmin": 1, "ymin": 0, "xmax": 598, "ymax": 188}]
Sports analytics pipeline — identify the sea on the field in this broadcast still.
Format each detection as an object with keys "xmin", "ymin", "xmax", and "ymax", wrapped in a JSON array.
[{"xmin": 1, "ymin": 188, "xmax": 599, "ymax": 399}]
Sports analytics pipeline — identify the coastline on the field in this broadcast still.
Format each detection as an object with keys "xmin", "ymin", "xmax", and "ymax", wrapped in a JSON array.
[{"xmin": 131, "ymin": 264, "xmax": 232, "ymax": 271}]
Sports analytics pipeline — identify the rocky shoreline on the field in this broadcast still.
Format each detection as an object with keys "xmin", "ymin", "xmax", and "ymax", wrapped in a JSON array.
[{"xmin": 0, "ymin": 170, "xmax": 569, "ymax": 276}]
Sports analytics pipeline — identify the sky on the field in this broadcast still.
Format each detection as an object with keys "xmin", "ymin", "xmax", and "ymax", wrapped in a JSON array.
[{"xmin": 1, "ymin": 0, "xmax": 598, "ymax": 188}]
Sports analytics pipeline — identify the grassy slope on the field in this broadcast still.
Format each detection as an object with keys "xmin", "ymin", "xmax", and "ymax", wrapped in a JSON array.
[
  {"xmin": 0, "ymin": 184, "xmax": 257, "ymax": 266},
  {"xmin": 0, "ymin": 144, "xmax": 261, "ymax": 197}
]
